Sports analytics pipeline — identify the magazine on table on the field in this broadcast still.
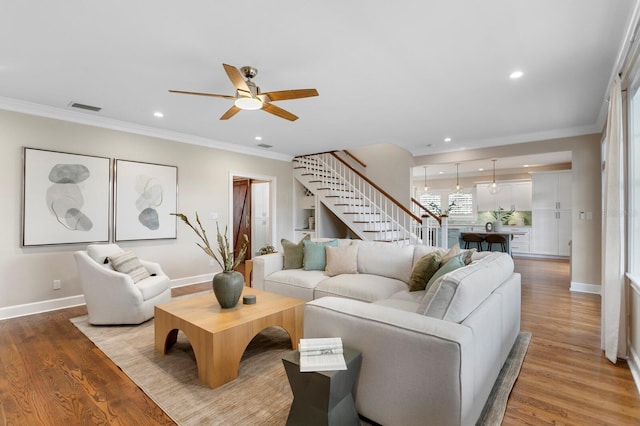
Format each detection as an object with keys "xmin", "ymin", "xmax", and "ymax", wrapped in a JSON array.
[{"xmin": 298, "ymin": 337, "xmax": 347, "ymax": 372}]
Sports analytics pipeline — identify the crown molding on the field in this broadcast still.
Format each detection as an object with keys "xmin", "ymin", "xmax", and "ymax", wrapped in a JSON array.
[{"xmin": 0, "ymin": 96, "xmax": 293, "ymax": 162}]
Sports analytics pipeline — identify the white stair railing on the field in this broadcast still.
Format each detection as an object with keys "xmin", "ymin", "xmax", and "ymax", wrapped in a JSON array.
[{"xmin": 295, "ymin": 153, "xmax": 429, "ymax": 245}]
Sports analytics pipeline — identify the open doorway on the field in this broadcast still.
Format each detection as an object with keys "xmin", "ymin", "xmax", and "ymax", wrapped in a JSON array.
[{"xmin": 229, "ymin": 172, "xmax": 276, "ymax": 262}]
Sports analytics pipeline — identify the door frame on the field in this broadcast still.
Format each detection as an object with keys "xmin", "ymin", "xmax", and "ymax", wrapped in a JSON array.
[{"xmin": 228, "ymin": 170, "xmax": 277, "ymax": 254}]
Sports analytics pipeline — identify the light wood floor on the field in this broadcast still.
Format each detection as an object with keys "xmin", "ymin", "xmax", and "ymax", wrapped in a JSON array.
[{"xmin": 0, "ymin": 258, "xmax": 639, "ymax": 424}]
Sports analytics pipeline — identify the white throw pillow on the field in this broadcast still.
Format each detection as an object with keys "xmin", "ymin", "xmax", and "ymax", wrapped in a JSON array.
[
  {"xmin": 87, "ymin": 243, "xmax": 124, "ymax": 265},
  {"xmin": 108, "ymin": 251, "xmax": 151, "ymax": 283},
  {"xmin": 325, "ymin": 244, "xmax": 358, "ymax": 277}
]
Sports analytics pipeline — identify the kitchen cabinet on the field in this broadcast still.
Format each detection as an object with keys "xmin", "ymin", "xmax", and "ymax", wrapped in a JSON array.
[
  {"xmin": 476, "ymin": 181, "xmax": 532, "ymax": 211},
  {"xmin": 531, "ymin": 171, "xmax": 571, "ymax": 256},
  {"xmin": 509, "ymin": 226, "xmax": 531, "ymax": 254},
  {"xmin": 512, "ymin": 182, "xmax": 532, "ymax": 211}
]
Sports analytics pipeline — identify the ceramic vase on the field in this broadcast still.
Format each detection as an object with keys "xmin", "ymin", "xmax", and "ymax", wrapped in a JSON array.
[{"xmin": 212, "ymin": 271, "xmax": 244, "ymax": 308}]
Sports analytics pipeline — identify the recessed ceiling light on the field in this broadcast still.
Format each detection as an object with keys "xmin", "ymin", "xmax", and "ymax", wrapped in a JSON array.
[
  {"xmin": 478, "ymin": 168, "xmax": 484, "ymax": 171},
  {"xmin": 444, "ymin": 137, "xmax": 452, "ymax": 142},
  {"xmin": 154, "ymin": 112, "xmax": 164, "ymax": 118},
  {"xmin": 523, "ymin": 164, "xmax": 529, "ymax": 168},
  {"xmin": 510, "ymin": 70, "xmax": 524, "ymax": 79},
  {"xmin": 439, "ymin": 171, "xmax": 444, "ymax": 174},
  {"xmin": 255, "ymin": 136, "xmax": 262, "ymax": 141}
]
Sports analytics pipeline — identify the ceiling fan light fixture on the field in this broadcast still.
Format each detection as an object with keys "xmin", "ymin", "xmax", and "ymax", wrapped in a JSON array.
[{"xmin": 234, "ymin": 97, "xmax": 263, "ymax": 110}]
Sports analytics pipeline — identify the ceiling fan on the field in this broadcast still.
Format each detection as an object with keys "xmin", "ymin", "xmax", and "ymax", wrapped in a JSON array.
[{"xmin": 169, "ymin": 64, "xmax": 319, "ymax": 121}]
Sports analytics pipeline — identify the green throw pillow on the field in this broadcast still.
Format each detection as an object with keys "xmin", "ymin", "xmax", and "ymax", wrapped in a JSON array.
[
  {"xmin": 281, "ymin": 234, "xmax": 311, "ymax": 269},
  {"xmin": 408, "ymin": 252, "xmax": 441, "ymax": 291},
  {"xmin": 425, "ymin": 252, "xmax": 465, "ymax": 290},
  {"xmin": 303, "ymin": 239, "xmax": 338, "ymax": 271}
]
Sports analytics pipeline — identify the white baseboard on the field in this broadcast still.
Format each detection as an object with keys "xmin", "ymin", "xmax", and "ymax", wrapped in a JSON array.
[
  {"xmin": 0, "ymin": 273, "xmax": 215, "ymax": 321},
  {"xmin": 570, "ymin": 281, "xmax": 601, "ymax": 294},
  {"xmin": 629, "ymin": 344, "xmax": 640, "ymax": 395},
  {"xmin": 170, "ymin": 273, "xmax": 214, "ymax": 289},
  {"xmin": 0, "ymin": 295, "xmax": 87, "ymax": 321}
]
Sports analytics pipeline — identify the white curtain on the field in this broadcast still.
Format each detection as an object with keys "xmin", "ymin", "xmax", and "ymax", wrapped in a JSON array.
[{"xmin": 601, "ymin": 76, "xmax": 627, "ymax": 363}]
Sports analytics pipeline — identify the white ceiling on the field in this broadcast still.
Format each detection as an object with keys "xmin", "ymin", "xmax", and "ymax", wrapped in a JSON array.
[{"xmin": 0, "ymin": 1, "xmax": 636, "ymax": 159}]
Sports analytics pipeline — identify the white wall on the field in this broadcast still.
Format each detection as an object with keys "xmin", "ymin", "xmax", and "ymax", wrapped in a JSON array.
[
  {"xmin": 415, "ymin": 133, "xmax": 602, "ymax": 288},
  {"xmin": 348, "ymin": 143, "xmax": 414, "ymax": 205},
  {"xmin": 0, "ymin": 109, "xmax": 294, "ymax": 312}
]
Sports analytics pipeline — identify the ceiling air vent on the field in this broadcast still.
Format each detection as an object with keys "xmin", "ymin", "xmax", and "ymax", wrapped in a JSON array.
[
  {"xmin": 257, "ymin": 143, "xmax": 273, "ymax": 149},
  {"xmin": 70, "ymin": 102, "xmax": 102, "ymax": 112}
]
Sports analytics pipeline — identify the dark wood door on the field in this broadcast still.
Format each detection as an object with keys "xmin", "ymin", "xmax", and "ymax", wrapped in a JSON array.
[{"xmin": 233, "ymin": 179, "xmax": 251, "ymax": 261}]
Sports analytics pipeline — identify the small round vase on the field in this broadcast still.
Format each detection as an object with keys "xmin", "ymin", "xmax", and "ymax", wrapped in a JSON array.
[{"xmin": 212, "ymin": 271, "xmax": 244, "ymax": 308}]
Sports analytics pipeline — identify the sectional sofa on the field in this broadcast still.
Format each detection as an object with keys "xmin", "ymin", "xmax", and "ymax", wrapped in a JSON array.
[{"xmin": 252, "ymin": 239, "xmax": 521, "ymax": 425}]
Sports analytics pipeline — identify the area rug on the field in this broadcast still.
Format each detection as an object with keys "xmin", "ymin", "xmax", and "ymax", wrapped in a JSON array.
[{"xmin": 70, "ymin": 294, "xmax": 530, "ymax": 426}]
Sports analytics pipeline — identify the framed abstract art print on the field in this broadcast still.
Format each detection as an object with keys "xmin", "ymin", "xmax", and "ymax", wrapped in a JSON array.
[
  {"xmin": 114, "ymin": 159, "xmax": 178, "ymax": 241},
  {"xmin": 22, "ymin": 147, "xmax": 111, "ymax": 246}
]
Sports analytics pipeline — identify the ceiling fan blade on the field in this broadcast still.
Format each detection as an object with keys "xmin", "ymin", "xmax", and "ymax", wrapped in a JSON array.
[
  {"xmin": 169, "ymin": 89, "xmax": 235, "ymax": 100},
  {"xmin": 223, "ymin": 64, "xmax": 251, "ymax": 93},
  {"xmin": 262, "ymin": 103, "xmax": 298, "ymax": 121},
  {"xmin": 220, "ymin": 105, "xmax": 242, "ymax": 120},
  {"xmin": 262, "ymin": 89, "xmax": 319, "ymax": 102}
]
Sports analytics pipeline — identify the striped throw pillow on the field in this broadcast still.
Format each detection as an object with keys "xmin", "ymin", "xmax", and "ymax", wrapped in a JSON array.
[{"xmin": 108, "ymin": 251, "xmax": 150, "ymax": 283}]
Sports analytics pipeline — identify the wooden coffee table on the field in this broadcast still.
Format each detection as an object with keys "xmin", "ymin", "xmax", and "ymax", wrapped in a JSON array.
[{"xmin": 154, "ymin": 287, "xmax": 305, "ymax": 388}]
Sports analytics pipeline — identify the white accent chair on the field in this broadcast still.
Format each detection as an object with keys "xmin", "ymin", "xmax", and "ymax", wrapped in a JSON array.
[{"xmin": 74, "ymin": 244, "xmax": 172, "ymax": 325}]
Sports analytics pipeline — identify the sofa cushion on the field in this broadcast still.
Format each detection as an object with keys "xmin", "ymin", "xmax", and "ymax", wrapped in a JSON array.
[
  {"xmin": 354, "ymin": 241, "xmax": 415, "ymax": 283},
  {"xmin": 408, "ymin": 252, "xmax": 441, "ymax": 291},
  {"xmin": 314, "ymin": 274, "xmax": 407, "ymax": 303},
  {"xmin": 108, "ymin": 251, "xmax": 151, "ymax": 283},
  {"xmin": 281, "ymin": 234, "xmax": 311, "ymax": 270},
  {"xmin": 412, "ymin": 244, "xmax": 440, "ymax": 266},
  {"xmin": 135, "ymin": 274, "xmax": 169, "ymax": 300},
  {"xmin": 438, "ymin": 243, "xmax": 461, "ymax": 264},
  {"xmin": 420, "ymin": 252, "xmax": 515, "ymax": 323},
  {"xmin": 87, "ymin": 243, "xmax": 124, "ymax": 265},
  {"xmin": 426, "ymin": 253, "xmax": 465, "ymax": 289},
  {"xmin": 266, "ymin": 269, "xmax": 329, "ymax": 290},
  {"xmin": 303, "ymin": 239, "xmax": 338, "ymax": 271},
  {"xmin": 325, "ymin": 244, "xmax": 358, "ymax": 276}
]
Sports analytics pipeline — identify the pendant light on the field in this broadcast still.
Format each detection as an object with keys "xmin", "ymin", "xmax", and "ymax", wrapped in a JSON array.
[
  {"xmin": 423, "ymin": 166, "xmax": 429, "ymax": 193},
  {"xmin": 488, "ymin": 159, "xmax": 500, "ymax": 194},
  {"xmin": 454, "ymin": 163, "xmax": 461, "ymax": 193}
]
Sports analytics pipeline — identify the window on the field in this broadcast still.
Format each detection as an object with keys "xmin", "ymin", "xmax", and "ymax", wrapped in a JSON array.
[
  {"xmin": 419, "ymin": 193, "xmax": 441, "ymax": 214},
  {"xmin": 419, "ymin": 190, "xmax": 475, "ymax": 218},
  {"xmin": 448, "ymin": 192, "xmax": 474, "ymax": 216}
]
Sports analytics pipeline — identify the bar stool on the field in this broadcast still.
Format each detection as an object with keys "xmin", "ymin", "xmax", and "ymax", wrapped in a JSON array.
[
  {"xmin": 461, "ymin": 233, "xmax": 484, "ymax": 251},
  {"xmin": 485, "ymin": 234, "xmax": 508, "ymax": 252}
]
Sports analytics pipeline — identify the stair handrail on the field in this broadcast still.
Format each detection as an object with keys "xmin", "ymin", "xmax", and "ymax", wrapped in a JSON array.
[
  {"xmin": 327, "ymin": 152, "xmax": 423, "ymax": 224},
  {"xmin": 342, "ymin": 150, "xmax": 367, "ymax": 169},
  {"xmin": 411, "ymin": 198, "xmax": 442, "ymax": 226}
]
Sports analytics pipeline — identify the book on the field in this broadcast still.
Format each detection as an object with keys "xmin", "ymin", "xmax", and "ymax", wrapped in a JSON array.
[
  {"xmin": 299, "ymin": 352, "xmax": 347, "ymax": 372},
  {"xmin": 298, "ymin": 337, "xmax": 347, "ymax": 372},
  {"xmin": 299, "ymin": 337, "xmax": 343, "ymax": 352},
  {"xmin": 300, "ymin": 348, "xmax": 344, "ymax": 356}
]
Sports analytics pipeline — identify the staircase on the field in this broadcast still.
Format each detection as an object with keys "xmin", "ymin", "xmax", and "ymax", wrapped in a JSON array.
[{"xmin": 293, "ymin": 152, "xmax": 443, "ymax": 245}]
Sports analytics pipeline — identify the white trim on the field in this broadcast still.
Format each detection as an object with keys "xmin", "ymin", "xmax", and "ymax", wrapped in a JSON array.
[
  {"xmin": 0, "ymin": 96, "xmax": 293, "ymax": 162},
  {"xmin": 0, "ymin": 295, "xmax": 86, "ymax": 321},
  {"xmin": 570, "ymin": 281, "xmax": 602, "ymax": 294},
  {"xmin": 170, "ymin": 273, "xmax": 214, "ymax": 289},
  {"xmin": 228, "ymin": 171, "xmax": 278, "ymax": 252},
  {"xmin": 0, "ymin": 274, "xmax": 213, "ymax": 320},
  {"xmin": 628, "ymin": 343, "xmax": 640, "ymax": 395}
]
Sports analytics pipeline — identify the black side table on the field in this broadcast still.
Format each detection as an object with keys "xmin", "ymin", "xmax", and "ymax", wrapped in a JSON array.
[{"xmin": 282, "ymin": 347, "xmax": 362, "ymax": 426}]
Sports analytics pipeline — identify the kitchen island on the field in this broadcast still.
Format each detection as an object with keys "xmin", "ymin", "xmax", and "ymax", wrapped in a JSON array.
[{"xmin": 459, "ymin": 230, "xmax": 527, "ymax": 255}]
